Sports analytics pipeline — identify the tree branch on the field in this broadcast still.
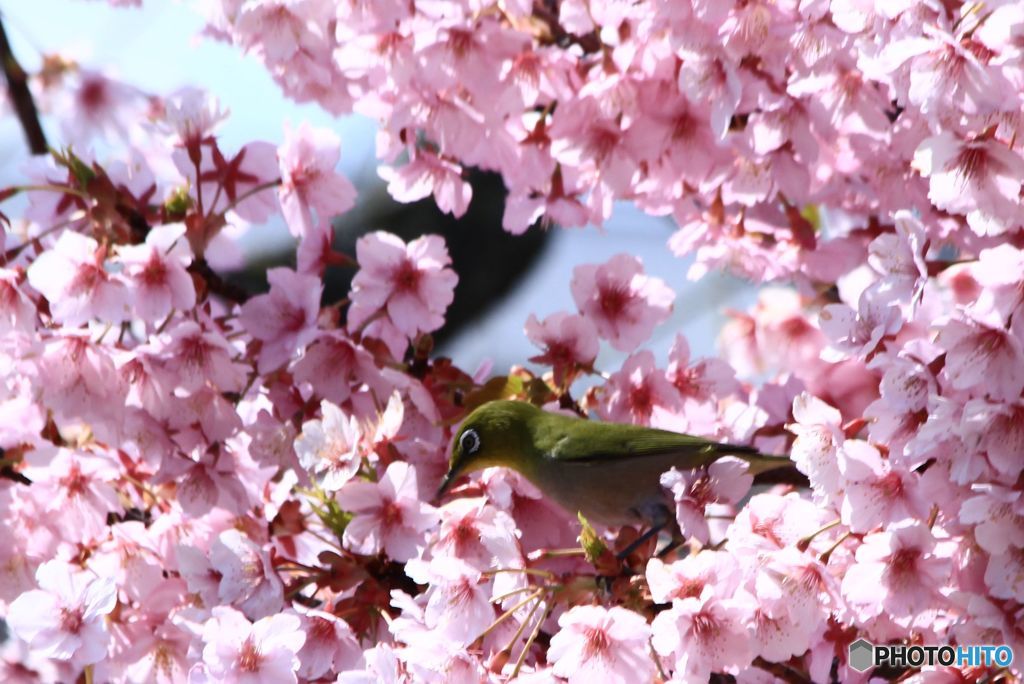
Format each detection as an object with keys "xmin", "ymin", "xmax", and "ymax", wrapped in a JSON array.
[
  {"xmin": 189, "ymin": 258, "xmax": 252, "ymax": 305},
  {"xmin": 0, "ymin": 15, "xmax": 47, "ymax": 155}
]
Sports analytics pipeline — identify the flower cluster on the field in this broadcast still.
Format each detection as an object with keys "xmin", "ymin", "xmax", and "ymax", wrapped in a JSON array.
[{"xmin": 1, "ymin": 0, "xmax": 1023, "ymax": 682}]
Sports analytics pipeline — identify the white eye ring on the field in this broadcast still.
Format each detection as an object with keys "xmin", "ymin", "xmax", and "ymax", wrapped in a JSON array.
[{"xmin": 460, "ymin": 429, "xmax": 481, "ymax": 455}]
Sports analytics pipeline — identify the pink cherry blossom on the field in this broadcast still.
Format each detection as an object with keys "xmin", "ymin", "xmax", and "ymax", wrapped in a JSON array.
[
  {"xmin": 117, "ymin": 223, "xmax": 196, "ymax": 322},
  {"xmin": 787, "ymin": 392, "xmax": 845, "ymax": 500},
  {"xmin": 5, "ymin": 2, "xmax": 1024, "ymax": 680},
  {"xmin": 172, "ymin": 141, "xmax": 280, "ymax": 225},
  {"xmin": 866, "ymin": 211, "xmax": 929, "ymax": 307},
  {"xmin": 819, "ymin": 284, "xmax": 903, "ymax": 361},
  {"xmin": 959, "ymin": 486, "xmax": 1024, "ymax": 556},
  {"xmin": 26, "ymin": 230, "xmax": 130, "ymax": 326},
  {"xmin": 960, "ymin": 400, "xmax": 1024, "ymax": 480},
  {"xmin": 379, "ymin": 150, "xmax": 472, "ymax": 218},
  {"xmin": 661, "ymin": 457, "xmax": 753, "ymax": 544},
  {"xmin": 744, "ymin": 560, "xmax": 824, "ymax": 663},
  {"xmin": 158, "ymin": 320, "xmax": 248, "ymax": 395},
  {"xmin": 291, "ymin": 332, "xmax": 384, "ymax": 404},
  {"xmin": 651, "ymin": 587, "xmax": 752, "ymax": 682},
  {"xmin": 347, "ymin": 231, "xmax": 458, "ymax": 339},
  {"xmin": 524, "ymin": 311, "xmax": 599, "ymax": 386},
  {"xmin": 294, "ymin": 400, "xmax": 363, "ymax": 491},
  {"xmin": 57, "ymin": 69, "xmax": 144, "ymax": 144},
  {"xmin": 599, "ymin": 350, "xmax": 680, "ymax": 426},
  {"xmin": 0, "ymin": 269, "xmax": 36, "ymax": 332},
  {"xmin": 208, "ymin": 530, "xmax": 285, "ymax": 620},
  {"xmin": 338, "ymin": 461, "xmax": 438, "ymax": 561},
  {"xmin": 913, "ymin": 130, "xmax": 1024, "ymax": 237},
  {"xmin": 838, "ymin": 439, "xmax": 926, "ymax": 533},
  {"xmin": 295, "ymin": 610, "xmax": 362, "ymax": 680},
  {"xmin": 646, "ymin": 551, "xmax": 740, "ymax": 604},
  {"xmin": 728, "ymin": 493, "xmax": 834, "ymax": 553},
  {"xmin": 277, "ymin": 122, "xmax": 356, "ymax": 237},
  {"xmin": 842, "ymin": 521, "xmax": 951, "ymax": 623},
  {"xmin": 936, "ymin": 317, "xmax": 1024, "ymax": 402},
  {"xmin": 6, "ymin": 560, "xmax": 117, "ymax": 666},
  {"xmin": 160, "ymin": 87, "xmax": 228, "ymax": 146},
  {"xmin": 571, "ymin": 253, "xmax": 674, "ymax": 352},
  {"xmin": 21, "ymin": 446, "xmax": 122, "ymax": 541},
  {"xmin": 334, "ymin": 644, "xmax": 402, "ymax": 684},
  {"xmin": 33, "ymin": 334, "xmax": 127, "ymax": 434},
  {"xmin": 432, "ymin": 497, "xmax": 521, "ymax": 571},
  {"xmin": 547, "ymin": 605, "xmax": 653, "ymax": 684},
  {"xmin": 404, "ymin": 557, "xmax": 495, "ymax": 646},
  {"xmin": 239, "ymin": 267, "xmax": 322, "ymax": 372},
  {"xmin": 970, "ymin": 244, "xmax": 1024, "ymax": 327},
  {"xmin": 666, "ymin": 334, "xmax": 740, "ymax": 406},
  {"xmin": 196, "ymin": 607, "xmax": 305, "ymax": 683}
]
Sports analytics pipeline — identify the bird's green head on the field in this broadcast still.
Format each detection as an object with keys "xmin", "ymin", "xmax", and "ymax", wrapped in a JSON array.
[{"xmin": 437, "ymin": 400, "xmax": 542, "ymax": 499}]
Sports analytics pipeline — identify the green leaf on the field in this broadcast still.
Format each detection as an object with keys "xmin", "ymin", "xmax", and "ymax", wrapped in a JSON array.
[
  {"xmin": 164, "ymin": 186, "xmax": 193, "ymax": 216},
  {"xmin": 52, "ymin": 148, "xmax": 96, "ymax": 188},
  {"xmin": 463, "ymin": 375, "xmax": 524, "ymax": 413},
  {"xmin": 309, "ymin": 496, "xmax": 352, "ymax": 539},
  {"xmin": 800, "ymin": 203, "xmax": 821, "ymax": 231},
  {"xmin": 577, "ymin": 511, "xmax": 608, "ymax": 564}
]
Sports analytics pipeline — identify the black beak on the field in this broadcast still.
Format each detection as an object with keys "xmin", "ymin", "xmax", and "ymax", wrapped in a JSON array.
[{"xmin": 435, "ymin": 470, "xmax": 457, "ymax": 502}]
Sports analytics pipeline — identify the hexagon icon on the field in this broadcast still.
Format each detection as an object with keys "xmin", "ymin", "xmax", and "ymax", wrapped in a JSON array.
[{"xmin": 849, "ymin": 638, "xmax": 874, "ymax": 672}]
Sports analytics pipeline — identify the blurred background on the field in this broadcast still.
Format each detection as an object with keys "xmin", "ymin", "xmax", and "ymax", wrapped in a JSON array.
[{"xmin": 0, "ymin": 0, "xmax": 756, "ymax": 377}]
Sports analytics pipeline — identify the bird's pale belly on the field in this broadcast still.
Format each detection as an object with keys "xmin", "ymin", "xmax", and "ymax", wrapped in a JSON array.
[{"xmin": 528, "ymin": 455, "xmax": 678, "ymax": 527}]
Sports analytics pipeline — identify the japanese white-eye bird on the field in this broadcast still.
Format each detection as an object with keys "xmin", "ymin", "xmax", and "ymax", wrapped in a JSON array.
[{"xmin": 437, "ymin": 400, "xmax": 798, "ymax": 554}]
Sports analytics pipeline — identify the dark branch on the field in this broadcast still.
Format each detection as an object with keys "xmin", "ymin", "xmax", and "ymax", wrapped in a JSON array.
[
  {"xmin": 189, "ymin": 258, "xmax": 252, "ymax": 305},
  {"xmin": 752, "ymin": 657, "xmax": 814, "ymax": 684},
  {"xmin": 0, "ymin": 15, "xmax": 47, "ymax": 155}
]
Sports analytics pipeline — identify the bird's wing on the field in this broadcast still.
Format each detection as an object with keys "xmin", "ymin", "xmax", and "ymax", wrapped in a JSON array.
[{"xmin": 545, "ymin": 418, "xmax": 759, "ymax": 464}]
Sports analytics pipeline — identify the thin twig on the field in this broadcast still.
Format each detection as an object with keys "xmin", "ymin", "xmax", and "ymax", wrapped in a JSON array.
[
  {"xmin": 0, "ymin": 15, "xmax": 47, "ymax": 154},
  {"xmin": 483, "ymin": 567, "xmax": 555, "ymax": 580},
  {"xmin": 500, "ymin": 592, "xmax": 545, "ymax": 664},
  {"xmin": 491, "ymin": 585, "xmax": 541, "ymax": 605},
  {"xmin": 511, "ymin": 599, "xmax": 552, "ymax": 678},
  {"xmin": 476, "ymin": 588, "xmax": 543, "ymax": 641}
]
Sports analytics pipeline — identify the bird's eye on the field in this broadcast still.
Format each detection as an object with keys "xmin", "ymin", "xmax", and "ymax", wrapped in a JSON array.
[{"xmin": 460, "ymin": 429, "xmax": 481, "ymax": 455}]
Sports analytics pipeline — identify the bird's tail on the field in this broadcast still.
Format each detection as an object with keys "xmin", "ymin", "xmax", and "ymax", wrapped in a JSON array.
[
  {"xmin": 736, "ymin": 451, "xmax": 795, "ymax": 475},
  {"xmin": 712, "ymin": 444, "xmax": 790, "ymax": 475},
  {"xmin": 716, "ymin": 448, "xmax": 794, "ymax": 475}
]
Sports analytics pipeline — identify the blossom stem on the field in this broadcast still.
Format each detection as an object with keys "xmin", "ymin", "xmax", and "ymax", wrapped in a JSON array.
[
  {"xmin": 95, "ymin": 322, "xmax": 114, "ymax": 345},
  {"xmin": 304, "ymin": 527, "xmax": 345, "ymax": 552},
  {"xmin": 527, "ymin": 547, "xmax": 585, "ymax": 560},
  {"xmin": 500, "ymin": 592, "xmax": 545, "ymax": 663},
  {"xmin": 819, "ymin": 531, "xmax": 853, "ymax": 564},
  {"xmin": 796, "ymin": 519, "xmax": 841, "ymax": 552},
  {"xmin": 154, "ymin": 309, "xmax": 176, "ymax": 336},
  {"xmin": 193, "ymin": 160, "xmax": 204, "ymax": 217},
  {"xmin": 511, "ymin": 598, "xmax": 552, "ymax": 678},
  {"xmin": 476, "ymin": 588, "xmax": 544, "ymax": 641},
  {"xmin": 1, "ymin": 213, "xmax": 85, "ymax": 264},
  {"xmin": 491, "ymin": 585, "xmax": 542, "ymax": 605},
  {"xmin": 352, "ymin": 307, "xmax": 386, "ymax": 337},
  {"xmin": 216, "ymin": 178, "xmax": 282, "ymax": 218},
  {"xmin": 483, "ymin": 567, "xmax": 555, "ymax": 580},
  {"xmin": 649, "ymin": 640, "xmax": 668, "ymax": 681},
  {"xmin": 3, "ymin": 184, "xmax": 90, "ymax": 201}
]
